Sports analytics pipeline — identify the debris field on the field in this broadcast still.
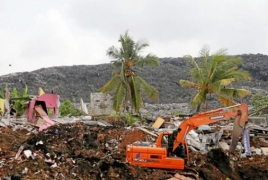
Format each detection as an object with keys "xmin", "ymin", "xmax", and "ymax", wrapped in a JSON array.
[{"xmin": 0, "ymin": 119, "xmax": 268, "ymax": 180}]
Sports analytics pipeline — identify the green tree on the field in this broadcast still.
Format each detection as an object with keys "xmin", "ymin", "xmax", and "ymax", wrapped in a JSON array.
[
  {"xmin": 180, "ymin": 46, "xmax": 251, "ymax": 112},
  {"xmin": 59, "ymin": 99, "xmax": 84, "ymax": 117},
  {"xmin": 99, "ymin": 31, "xmax": 159, "ymax": 113}
]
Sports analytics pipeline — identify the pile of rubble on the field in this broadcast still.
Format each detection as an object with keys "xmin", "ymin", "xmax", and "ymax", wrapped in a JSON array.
[{"xmin": 0, "ymin": 114, "xmax": 268, "ymax": 180}]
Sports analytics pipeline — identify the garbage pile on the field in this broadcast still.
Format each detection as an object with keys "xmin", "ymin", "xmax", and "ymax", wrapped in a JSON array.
[
  {"xmin": 0, "ymin": 116, "xmax": 268, "ymax": 180},
  {"xmin": 0, "ymin": 122, "xmax": 190, "ymax": 180}
]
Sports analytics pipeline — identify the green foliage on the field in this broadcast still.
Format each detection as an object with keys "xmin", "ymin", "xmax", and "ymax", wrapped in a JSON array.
[
  {"xmin": 10, "ymin": 85, "xmax": 30, "ymax": 116},
  {"xmin": 125, "ymin": 112, "xmax": 141, "ymax": 126},
  {"xmin": 47, "ymin": 108, "xmax": 54, "ymax": 116},
  {"xmin": 0, "ymin": 84, "xmax": 9, "ymax": 99},
  {"xmin": 0, "ymin": 88, "xmax": 5, "ymax": 99},
  {"xmin": 252, "ymin": 93, "xmax": 268, "ymax": 111},
  {"xmin": 109, "ymin": 111, "xmax": 141, "ymax": 126},
  {"xmin": 100, "ymin": 30, "xmax": 159, "ymax": 113},
  {"xmin": 180, "ymin": 46, "xmax": 251, "ymax": 112},
  {"xmin": 59, "ymin": 99, "xmax": 84, "ymax": 117}
]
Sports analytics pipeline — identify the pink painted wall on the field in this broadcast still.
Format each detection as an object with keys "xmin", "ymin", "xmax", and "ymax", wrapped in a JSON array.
[{"xmin": 28, "ymin": 94, "xmax": 60, "ymax": 122}]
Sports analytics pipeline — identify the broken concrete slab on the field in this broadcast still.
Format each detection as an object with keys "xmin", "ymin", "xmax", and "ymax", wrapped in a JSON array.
[
  {"xmin": 81, "ymin": 116, "xmax": 92, "ymax": 120},
  {"xmin": 248, "ymin": 116, "xmax": 268, "ymax": 127},
  {"xmin": 186, "ymin": 135, "xmax": 201, "ymax": 150},
  {"xmin": 97, "ymin": 120, "xmax": 113, "ymax": 126},
  {"xmin": 1, "ymin": 118, "xmax": 10, "ymax": 126},
  {"xmin": 219, "ymin": 141, "xmax": 230, "ymax": 151},
  {"xmin": 80, "ymin": 98, "xmax": 88, "ymax": 115},
  {"xmin": 261, "ymin": 147, "xmax": 268, "ymax": 155},
  {"xmin": 0, "ymin": 121, "xmax": 6, "ymax": 127}
]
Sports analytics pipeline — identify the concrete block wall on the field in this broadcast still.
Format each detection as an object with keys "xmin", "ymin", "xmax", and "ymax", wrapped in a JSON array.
[
  {"xmin": 248, "ymin": 115, "xmax": 268, "ymax": 127},
  {"xmin": 90, "ymin": 93, "xmax": 113, "ymax": 116}
]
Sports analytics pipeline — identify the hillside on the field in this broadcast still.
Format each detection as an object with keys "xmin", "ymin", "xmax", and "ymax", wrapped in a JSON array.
[{"xmin": 0, "ymin": 54, "xmax": 267, "ymax": 105}]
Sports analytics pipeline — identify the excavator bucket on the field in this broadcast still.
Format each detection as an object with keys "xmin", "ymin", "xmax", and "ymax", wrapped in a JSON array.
[{"xmin": 229, "ymin": 108, "xmax": 248, "ymax": 153}]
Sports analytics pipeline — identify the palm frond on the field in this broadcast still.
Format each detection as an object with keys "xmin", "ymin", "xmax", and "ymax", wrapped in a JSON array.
[
  {"xmin": 184, "ymin": 55, "xmax": 200, "ymax": 72},
  {"xmin": 99, "ymin": 75, "xmax": 121, "ymax": 93},
  {"xmin": 23, "ymin": 85, "xmax": 28, "ymax": 97},
  {"xmin": 179, "ymin": 80, "xmax": 197, "ymax": 87},
  {"xmin": 129, "ymin": 76, "xmax": 143, "ymax": 112},
  {"xmin": 185, "ymin": 55, "xmax": 204, "ymax": 83},
  {"xmin": 11, "ymin": 88, "xmax": 20, "ymax": 98},
  {"xmin": 136, "ymin": 76, "xmax": 159, "ymax": 102},
  {"xmin": 135, "ymin": 54, "xmax": 159, "ymax": 67},
  {"xmin": 222, "ymin": 69, "xmax": 251, "ymax": 81},
  {"xmin": 218, "ymin": 95, "xmax": 237, "ymax": 107},
  {"xmin": 190, "ymin": 91, "xmax": 206, "ymax": 107},
  {"xmin": 119, "ymin": 31, "xmax": 135, "ymax": 61},
  {"xmin": 219, "ymin": 88, "xmax": 251, "ymax": 98},
  {"xmin": 135, "ymin": 40, "xmax": 149, "ymax": 52},
  {"xmin": 210, "ymin": 78, "xmax": 235, "ymax": 92},
  {"xmin": 113, "ymin": 82, "xmax": 127, "ymax": 112},
  {"xmin": 199, "ymin": 45, "xmax": 210, "ymax": 69},
  {"xmin": 107, "ymin": 46, "xmax": 122, "ymax": 61}
]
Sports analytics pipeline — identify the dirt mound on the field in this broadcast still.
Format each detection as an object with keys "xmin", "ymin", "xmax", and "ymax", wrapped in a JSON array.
[
  {"xmin": 1, "ymin": 123, "xmax": 268, "ymax": 180},
  {"xmin": 0, "ymin": 123, "xmax": 173, "ymax": 179}
]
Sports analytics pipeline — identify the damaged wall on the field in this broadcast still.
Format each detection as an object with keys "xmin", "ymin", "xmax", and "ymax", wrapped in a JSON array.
[{"xmin": 90, "ymin": 93, "xmax": 113, "ymax": 116}]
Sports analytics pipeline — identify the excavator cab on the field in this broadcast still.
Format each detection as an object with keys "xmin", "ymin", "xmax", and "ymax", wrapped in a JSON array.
[
  {"xmin": 160, "ymin": 134, "xmax": 169, "ymax": 147},
  {"xmin": 126, "ymin": 131, "xmax": 186, "ymax": 170},
  {"xmin": 160, "ymin": 133, "xmax": 172, "ymax": 156}
]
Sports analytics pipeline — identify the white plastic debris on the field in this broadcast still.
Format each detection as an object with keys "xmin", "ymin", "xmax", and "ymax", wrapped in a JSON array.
[
  {"xmin": 23, "ymin": 150, "xmax": 32, "ymax": 158},
  {"xmin": 261, "ymin": 147, "xmax": 268, "ymax": 155},
  {"xmin": 218, "ymin": 142, "xmax": 230, "ymax": 151},
  {"xmin": 22, "ymin": 167, "xmax": 28, "ymax": 174},
  {"xmin": 50, "ymin": 163, "xmax": 57, "ymax": 168},
  {"xmin": 253, "ymin": 148, "xmax": 262, "ymax": 155},
  {"xmin": 36, "ymin": 140, "xmax": 44, "ymax": 145}
]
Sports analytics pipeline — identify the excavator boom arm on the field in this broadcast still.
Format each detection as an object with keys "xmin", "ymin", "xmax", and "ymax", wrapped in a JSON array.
[{"xmin": 173, "ymin": 103, "xmax": 248, "ymax": 152}]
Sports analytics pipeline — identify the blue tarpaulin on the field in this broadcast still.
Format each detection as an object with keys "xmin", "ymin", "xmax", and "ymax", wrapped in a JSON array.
[{"xmin": 243, "ymin": 129, "xmax": 251, "ymax": 156}]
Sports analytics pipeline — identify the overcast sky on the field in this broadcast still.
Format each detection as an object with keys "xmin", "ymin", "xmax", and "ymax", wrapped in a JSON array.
[{"xmin": 0, "ymin": 0, "xmax": 267, "ymax": 76}]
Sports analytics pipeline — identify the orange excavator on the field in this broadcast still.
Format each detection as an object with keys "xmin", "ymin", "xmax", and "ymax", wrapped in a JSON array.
[{"xmin": 126, "ymin": 103, "xmax": 248, "ymax": 170}]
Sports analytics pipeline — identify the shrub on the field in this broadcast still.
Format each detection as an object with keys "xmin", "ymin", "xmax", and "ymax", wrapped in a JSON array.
[
  {"xmin": 252, "ymin": 93, "xmax": 268, "ymax": 111},
  {"xmin": 59, "ymin": 99, "xmax": 84, "ymax": 117}
]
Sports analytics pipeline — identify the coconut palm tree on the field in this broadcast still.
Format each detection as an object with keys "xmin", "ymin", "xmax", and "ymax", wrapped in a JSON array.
[
  {"xmin": 99, "ymin": 31, "xmax": 159, "ymax": 113},
  {"xmin": 180, "ymin": 46, "xmax": 251, "ymax": 112}
]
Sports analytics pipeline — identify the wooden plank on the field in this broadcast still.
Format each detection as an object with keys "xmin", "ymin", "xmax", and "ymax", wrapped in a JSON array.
[
  {"xmin": 152, "ymin": 117, "xmax": 165, "ymax": 129},
  {"xmin": 34, "ymin": 117, "xmax": 46, "ymax": 127},
  {"xmin": 137, "ymin": 127, "xmax": 158, "ymax": 137},
  {"xmin": 15, "ymin": 145, "xmax": 24, "ymax": 160}
]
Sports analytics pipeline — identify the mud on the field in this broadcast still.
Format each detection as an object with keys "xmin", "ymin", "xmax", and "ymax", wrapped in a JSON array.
[{"xmin": 0, "ymin": 122, "xmax": 268, "ymax": 180}]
